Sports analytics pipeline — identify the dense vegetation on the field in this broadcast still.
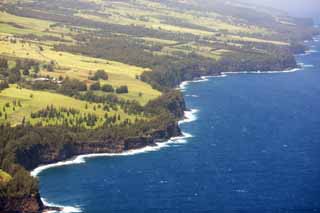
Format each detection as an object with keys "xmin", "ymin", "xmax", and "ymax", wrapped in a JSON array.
[{"xmin": 0, "ymin": 0, "xmax": 318, "ymax": 211}]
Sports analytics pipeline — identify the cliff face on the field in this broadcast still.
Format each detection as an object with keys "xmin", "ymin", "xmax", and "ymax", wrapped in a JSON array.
[
  {"xmin": 15, "ymin": 121, "xmax": 181, "ymax": 171},
  {"xmin": 0, "ymin": 193, "xmax": 43, "ymax": 213}
]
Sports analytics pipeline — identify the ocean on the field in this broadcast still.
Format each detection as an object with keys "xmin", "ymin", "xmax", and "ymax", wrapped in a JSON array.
[{"xmin": 34, "ymin": 34, "xmax": 320, "ymax": 213}]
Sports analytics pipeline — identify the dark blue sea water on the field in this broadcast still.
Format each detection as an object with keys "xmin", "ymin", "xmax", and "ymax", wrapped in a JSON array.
[{"xmin": 36, "ymin": 36, "xmax": 320, "ymax": 213}]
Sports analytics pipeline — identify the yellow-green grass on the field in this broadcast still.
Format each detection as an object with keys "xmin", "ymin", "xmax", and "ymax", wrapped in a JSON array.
[
  {"xmin": 77, "ymin": 0, "xmax": 270, "ymax": 37},
  {"xmin": 101, "ymin": 73, "xmax": 160, "ymax": 105},
  {"xmin": 197, "ymin": 48, "xmax": 231, "ymax": 60},
  {"xmin": 142, "ymin": 37, "xmax": 178, "ymax": 45},
  {"xmin": 0, "ymin": 86, "xmax": 141, "ymax": 127},
  {"xmin": 225, "ymin": 35, "xmax": 289, "ymax": 46},
  {"xmin": 0, "ymin": 11, "xmax": 77, "ymax": 44},
  {"xmin": 0, "ymin": 169, "xmax": 12, "ymax": 184},
  {"xmin": 160, "ymin": 42, "xmax": 228, "ymax": 60},
  {"xmin": 0, "ymin": 39, "xmax": 161, "ymax": 104},
  {"xmin": 0, "ymin": 23, "xmax": 46, "ymax": 36},
  {"xmin": 76, "ymin": 11, "xmax": 215, "ymax": 36},
  {"xmin": 0, "ymin": 39, "xmax": 146, "ymax": 78},
  {"xmin": 0, "ymin": 11, "xmax": 54, "ymax": 36}
]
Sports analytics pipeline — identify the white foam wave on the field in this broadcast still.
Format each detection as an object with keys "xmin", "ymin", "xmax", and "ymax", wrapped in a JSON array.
[
  {"xmin": 192, "ymin": 76, "xmax": 209, "ymax": 83},
  {"xmin": 298, "ymin": 63, "xmax": 314, "ymax": 68},
  {"xmin": 306, "ymin": 49, "xmax": 318, "ymax": 53},
  {"xmin": 178, "ymin": 109, "xmax": 198, "ymax": 125},
  {"xmin": 178, "ymin": 67, "xmax": 302, "ymax": 93},
  {"xmin": 179, "ymin": 81, "xmax": 190, "ymax": 91},
  {"xmin": 179, "ymin": 77, "xmax": 209, "ymax": 91},
  {"xmin": 178, "ymin": 74, "xmax": 227, "ymax": 91},
  {"xmin": 301, "ymin": 49, "xmax": 319, "ymax": 56},
  {"xmin": 220, "ymin": 67, "xmax": 301, "ymax": 75},
  {"xmin": 31, "ymin": 136, "xmax": 190, "ymax": 178},
  {"xmin": 41, "ymin": 199, "xmax": 82, "ymax": 213},
  {"xmin": 203, "ymin": 74, "xmax": 228, "ymax": 79}
]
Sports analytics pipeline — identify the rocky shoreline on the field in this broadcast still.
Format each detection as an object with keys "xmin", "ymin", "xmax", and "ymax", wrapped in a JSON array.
[{"xmin": 22, "ymin": 121, "xmax": 182, "ymax": 173}]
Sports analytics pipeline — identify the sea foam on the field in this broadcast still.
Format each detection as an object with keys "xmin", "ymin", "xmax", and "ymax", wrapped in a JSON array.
[
  {"xmin": 41, "ymin": 199, "xmax": 82, "ymax": 213},
  {"xmin": 219, "ymin": 67, "xmax": 301, "ymax": 76},
  {"xmin": 179, "ymin": 76, "xmax": 209, "ymax": 91},
  {"xmin": 298, "ymin": 63, "xmax": 314, "ymax": 68},
  {"xmin": 301, "ymin": 49, "xmax": 319, "ymax": 56},
  {"xmin": 179, "ymin": 109, "xmax": 198, "ymax": 125}
]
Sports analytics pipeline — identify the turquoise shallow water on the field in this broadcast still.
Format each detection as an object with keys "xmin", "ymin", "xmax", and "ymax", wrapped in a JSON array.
[{"xmin": 37, "ymin": 35, "xmax": 320, "ymax": 213}]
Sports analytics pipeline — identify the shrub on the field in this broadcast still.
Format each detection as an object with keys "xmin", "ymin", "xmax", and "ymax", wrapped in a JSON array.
[
  {"xmin": 90, "ymin": 69, "xmax": 108, "ymax": 80},
  {"xmin": 0, "ymin": 80, "xmax": 9, "ymax": 91},
  {"xmin": 115, "ymin": 85, "xmax": 128, "ymax": 94},
  {"xmin": 8, "ymin": 69, "xmax": 21, "ymax": 83},
  {"xmin": 59, "ymin": 78, "xmax": 87, "ymax": 96},
  {"xmin": 101, "ymin": 84, "xmax": 114, "ymax": 92},
  {"xmin": 90, "ymin": 82, "xmax": 100, "ymax": 91}
]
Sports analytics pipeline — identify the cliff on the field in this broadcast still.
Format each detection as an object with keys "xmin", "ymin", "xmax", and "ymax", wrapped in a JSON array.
[
  {"xmin": 15, "ymin": 121, "xmax": 181, "ymax": 172},
  {"xmin": 0, "ymin": 193, "xmax": 44, "ymax": 213}
]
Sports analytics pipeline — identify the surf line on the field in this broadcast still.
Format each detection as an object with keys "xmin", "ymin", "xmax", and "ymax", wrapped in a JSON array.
[
  {"xmin": 31, "ymin": 108, "xmax": 197, "ymax": 177},
  {"xmin": 31, "ymin": 87, "xmax": 198, "ymax": 212}
]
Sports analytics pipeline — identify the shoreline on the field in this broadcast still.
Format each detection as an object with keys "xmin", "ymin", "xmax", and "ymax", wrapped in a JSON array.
[
  {"xmin": 31, "ymin": 108, "xmax": 199, "ymax": 177},
  {"xmin": 32, "ymin": 33, "xmax": 319, "ymax": 176},
  {"xmin": 32, "ymin": 35, "xmax": 319, "ymax": 213},
  {"xmin": 179, "ymin": 66, "xmax": 303, "ymax": 92},
  {"xmin": 32, "ymin": 65, "xmax": 301, "ymax": 212}
]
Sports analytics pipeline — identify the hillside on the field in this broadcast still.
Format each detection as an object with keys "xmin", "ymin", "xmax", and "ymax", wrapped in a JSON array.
[{"xmin": 0, "ymin": 0, "xmax": 318, "ymax": 212}]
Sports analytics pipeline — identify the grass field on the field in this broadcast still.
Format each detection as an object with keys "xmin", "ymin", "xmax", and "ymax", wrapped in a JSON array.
[
  {"xmin": 76, "ymin": 0, "xmax": 272, "ymax": 37},
  {"xmin": 0, "ymin": 86, "xmax": 143, "ymax": 128},
  {"xmin": 0, "ymin": 11, "xmax": 54, "ymax": 36},
  {"xmin": 0, "ymin": 39, "xmax": 161, "ymax": 104}
]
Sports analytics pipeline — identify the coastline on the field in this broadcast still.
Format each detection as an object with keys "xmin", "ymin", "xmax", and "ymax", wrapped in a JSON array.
[
  {"xmin": 31, "ymin": 34, "xmax": 320, "ymax": 176},
  {"xmin": 32, "ymin": 67, "xmax": 300, "ymax": 212},
  {"xmin": 31, "ymin": 109, "xmax": 198, "ymax": 176},
  {"xmin": 32, "ymin": 34, "xmax": 319, "ymax": 213}
]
